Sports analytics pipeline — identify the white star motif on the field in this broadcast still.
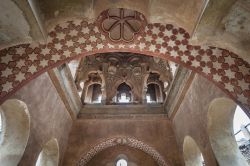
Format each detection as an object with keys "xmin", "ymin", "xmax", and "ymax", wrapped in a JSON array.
[
  {"xmin": 238, "ymin": 80, "xmax": 250, "ymax": 91},
  {"xmin": 129, "ymin": 44, "xmax": 136, "ymax": 48},
  {"xmin": 145, "ymin": 35, "xmax": 153, "ymax": 42},
  {"xmin": 51, "ymin": 54, "xmax": 61, "ymax": 62},
  {"xmin": 212, "ymin": 61, "xmax": 221, "ymax": 70},
  {"xmin": 66, "ymin": 40, "xmax": 74, "ymax": 47},
  {"xmin": 41, "ymin": 47, "xmax": 50, "ymax": 55},
  {"xmin": 100, "ymin": 35, "xmax": 106, "ymax": 41},
  {"xmin": 16, "ymin": 60, "xmax": 25, "ymax": 68},
  {"xmin": 237, "ymin": 93, "xmax": 248, "ymax": 104},
  {"xmin": 108, "ymin": 44, "xmax": 114, "ymax": 48},
  {"xmin": 74, "ymin": 47, "xmax": 82, "ymax": 54},
  {"xmin": 85, "ymin": 45, "xmax": 93, "ymax": 51},
  {"xmin": 159, "ymin": 47, "xmax": 167, "ymax": 54},
  {"xmin": 224, "ymin": 69, "xmax": 235, "ymax": 79},
  {"xmin": 83, "ymin": 27, "xmax": 90, "ymax": 34},
  {"xmin": 2, "ymin": 82, "xmax": 12, "ymax": 92},
  {"xmin": 15, "ymin": 72, "xmax": 25, "ymax": 82},
  {"xmin": 139, "ymin": 43, "xmax": 146, "ymax": 50},
  {"xmin": 191, "ymin": 59, "xmax": 200, "ymax": 68},
  {"xmin": 2, "ymin": 68, "xmax": 12, "ymax": 77},
  {"xmin": 225, "ymin": 83, "xmax": 234, "ymax": 92},
  {"xmin": 202, "ymin": 66, "xmax": 211, "ymax": 75},
  {"xmin": 149, "ymin": 45, "xmax": 156, "ymax": 52},
  {"xmin": 69, "ymin": 29, "xmax": 78, "ymax": 36},
  {"xmin": 40, "ymin": 59, "xmax": 48, "ymax": 67},
  {"xmin": 55, "ymin": 43, "xmax": 63, "ymax": 50},
  {"xmin": 118, "ymin": 44, "xmax": 125, "ymax": 48},
  {"xmin": 15, "ymin": 47, "xmax": 26, "ymax": 55},
  {"xmin": 224, "ymin": 56, "xmax": 235, "ymax": 66},
  {"xmin": 170, "ymin": 50, "xmax": 179, "ymax": 58},
  {"xmin": 190, "ymin": 49, "xmax": 199, "ymax": 57},
  {"xmin": 0, "ymin": 54, "xmax": 12, "ymax": 64},
  {"xmin": 29, "ymin": 52, "xmax": 38, "ymax": 62},
  {"xmin": 152, "ymin": 27, "xmax": 160, "ymax": 35},
  {"xmin": 90, "ymin": 36, "xmax": 97, "ymax": 42},
  {"xmin": 96, "ymin": 43, "xmax": 104, "ymax": 49},
  {"xmin": 63, "ymin": 50, "xmax": 71, "ymax": 57},
  {"xmin": 163, "ymin": 30, "xmax": 172, "ymax": 37},
  {"xmin": 168, "ymin": 40, "xmax": 175, "ymax": 47},
  {"xmin": 57, "ymin": 32, "xmax": 66, "ymax": 41},
  {"xmin": 78, "ymin": 37, "xmax": 86, "ymax": 44},
  {"xmin": 179, "ymin": 45, "xmax": 187, "ymax": 52},
  {"xmin": 176, "ymin": 33, "xmax": 185, "ymax": 41},
  {"xmin": 181, "ymin": 55, "xmax": 189, "ymax": 63},
  {"xmin": 213, "ymin": 73, "xmax": 222, "ymax": 82},
  {"xmin": 156, "ymin": 37, "xmax": 164, "ymax": 45},
  {"xmin": 28, "ymin": 65, "xmax": 37, "ymax": 74}
]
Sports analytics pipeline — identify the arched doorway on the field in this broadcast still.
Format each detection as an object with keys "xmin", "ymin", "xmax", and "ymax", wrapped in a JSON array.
[
  {"xmin": 35, "ymin": 138, "xmax": 59, "ymax": 166},
  {"xmin": 183, "ymin": 136, "xmax": 205, "ymax": 166},
  {"xmin": 0, "ymin": 99, "xmax": 30, "ymax": 166},
  {"xmin": 207, "ymin": 98, "xmax": 248, "ymax": 166}
]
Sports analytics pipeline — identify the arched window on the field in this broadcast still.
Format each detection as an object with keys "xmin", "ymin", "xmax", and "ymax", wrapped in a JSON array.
[
  {"xmin": 85, "ymin": 84, "xmax": 102, "ymax": 104},
  {"xmin": 146, "ymin": 83, "xmax": 162, "ymax": 103},
  {"xmin": 183, "ymin": 136, "xmax": 205, "ymax": 166},
  {"xmin": 116, "ymin": 159, "xmax": 128, "ymax": 166},
  {"xmin": 207, "ymin": 98, "xmax": 249, "ymax": 166},
  {"xmin": 233, "ymin": 106, "xmax": 250, "ymax": 163},
  {"xmin": 117, "ymin": 83, "xmax": 132, "ymax": 103},
  {"xmin": 0, "ymin": 99, "xmax": 30, "ymax": 166},
  {"xmin": 35, "ymin": 138, "xmax": 59, "ymax": 166}
]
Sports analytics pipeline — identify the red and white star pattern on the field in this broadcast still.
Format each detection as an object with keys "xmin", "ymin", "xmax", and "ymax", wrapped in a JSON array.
[{"xmin": 0, "ymin": 19, "xmax": 249, "ymax": 111}]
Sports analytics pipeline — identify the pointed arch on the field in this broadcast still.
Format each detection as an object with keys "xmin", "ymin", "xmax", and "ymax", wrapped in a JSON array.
[
  {"xmin": 0, "ymin": 99, "xmax": 30, "ymax": 166},
  {"xmin": 0, "ymin": 18, "xmax": 249, "ymax": 113},
  {"xmin": 207, "ymin": 98, "xmax": 248, "ymax": 166}
]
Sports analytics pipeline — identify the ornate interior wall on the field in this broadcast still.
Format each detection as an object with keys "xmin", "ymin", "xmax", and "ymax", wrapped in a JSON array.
[
  {"xmin": 63, "ymin": 117, "xmax": 182, "ymax": 166},
  {"xmin": 172, "ymin": 74, "xmax": 228, "ymax": 166},
  {"xmin": 9, "ymin": 73, "xmax": 72, "ymax": 166}
]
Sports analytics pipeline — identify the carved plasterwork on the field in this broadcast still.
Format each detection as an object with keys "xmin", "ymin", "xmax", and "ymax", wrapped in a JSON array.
[
  {"xmin": 75, "ymin": 53, "xmax": 172, "ymax": 104},
  {"xmin": 98, "ymin": 8, "xmax": 147, "ymax": 42},
  {"xmin": 78, "ymin": 137, "xmax": 168, "ymax": 166}
]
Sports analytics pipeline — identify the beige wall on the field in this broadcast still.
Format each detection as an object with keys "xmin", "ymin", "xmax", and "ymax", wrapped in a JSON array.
[
  {"xmin": 63, "ymin": 117, "xmax": 182, "ymax": 166},
  {"xmin": 172, "ymin": 74, "xmax": 229, "ymax": 166},
  {"xmin": 10, "ymin": 73, "xmax": 72, "ymax": 166}
]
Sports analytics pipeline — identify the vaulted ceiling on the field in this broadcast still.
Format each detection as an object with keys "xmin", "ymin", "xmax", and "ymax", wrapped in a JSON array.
[{"xmin": 1, "ymin": 0, "xmax": 250, "ymax": 62}]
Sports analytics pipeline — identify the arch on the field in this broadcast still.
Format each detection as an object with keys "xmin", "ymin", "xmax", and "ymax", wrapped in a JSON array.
[
  {"xmin": 35, "ymin": 138, "xmax": 59, "ymax": 166},
  {"xmin": 207, "ymin": 97, "xmax": 248, "ymax": 166},
  {"xmin": 0, "ymin": 18, "xmax": 249, "ymax": 113},
  {"xmin": 183, "ymin": 136, "xmax": 204, "ymax": 166},
  {"xmin": 0, "ymin": 99, "xmax": 30, "ymax": 166},
  {"xmin": 78, "ymin": 137, "xmax": 168, "ymax": 166},
  {"xmin": 84, "ymin": 83, "xmax": 102, "ymax": 103}
]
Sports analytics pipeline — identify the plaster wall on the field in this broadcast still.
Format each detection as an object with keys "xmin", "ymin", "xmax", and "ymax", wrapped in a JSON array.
[
  {"xmin": 172, "ymin": 74, "xmax": 228, "ymax": 166},
  {"xmin": 10, "ymin": 73, "xmax": 72, "ymax": 166},
  {"xmin": 63, "ymin": 116, "xmax": 182, "ymax": 166}
]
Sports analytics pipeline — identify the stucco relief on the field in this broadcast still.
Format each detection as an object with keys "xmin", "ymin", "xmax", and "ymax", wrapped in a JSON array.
[{"xmin": 78, "ymin": 137, "xmax": 168, "ymax": 166}]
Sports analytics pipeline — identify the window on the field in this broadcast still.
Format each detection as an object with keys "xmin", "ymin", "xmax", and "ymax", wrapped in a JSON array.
[
  {"xmin": 116, "ymin": 159, "xmax": 127, "ymax": 166},
  {"xmin": 85, "ymin": 84, "xmax": 102, "ymax": 104},
  {"xmin": 116, "ymin": 83, "xmax": 132, "ymax": 103},
  {"xmin": 233, "ymin": 106, "xmax": 250, "ymax": 163}
]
